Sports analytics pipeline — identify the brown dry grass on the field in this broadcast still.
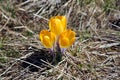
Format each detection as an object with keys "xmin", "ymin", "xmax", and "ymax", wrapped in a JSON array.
[{"xmin": 0, "ymin": 0, "xmax": 120, "ymax": 80}]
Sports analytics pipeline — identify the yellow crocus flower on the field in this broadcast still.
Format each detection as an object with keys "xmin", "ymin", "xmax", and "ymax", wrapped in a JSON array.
[
  {"xmin": 49, "ymin": 16, "xmax": 67, "ymax": 36},
  {"xmin": 59, "ymin": 29, "xmax": 76, "ymax": 48},
  {"xmin": 40, "ymin": 30, "xmax": 56, "ymax": 48}
]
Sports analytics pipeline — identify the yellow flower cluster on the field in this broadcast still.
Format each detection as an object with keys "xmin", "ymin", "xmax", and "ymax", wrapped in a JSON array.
[{"xmin": 39, "ymin": 16, "xmax": 76, "ymax": 49}]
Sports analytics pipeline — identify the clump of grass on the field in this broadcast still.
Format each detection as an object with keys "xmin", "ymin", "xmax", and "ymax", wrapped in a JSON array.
[
  {"xmin": 0, "ymin": 57, "xmax": 7, "ymax": 63},
  {"xmin": 103, "ymin": 0, "xmax": 116, "ymax": 13},
  {"xmin": 24, "ymin": 31, "xmax": 34, "ymax": 37},
  {"xmin": 78, "ymin": 30, "xmax": 92, "ymax": 41},
  {"xmin": 4, "ymin": 49, "xmax": 20, "ymax": 58},
  {"xmin": 0, "ymin": 48, "xmax": 20, "ymax": 63},
  {"xmin": 0, "ymin": 0, "xmax": 16, "ymax": 18},
  {"xmin": 0, "ymin": 37, "xmax": 5, "ymax": 49}
]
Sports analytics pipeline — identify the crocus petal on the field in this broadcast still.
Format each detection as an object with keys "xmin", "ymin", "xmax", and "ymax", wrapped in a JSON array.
[
  {"xmin": 49, "ymin": 16, "xmax": 67, "ymax": 36},
  {"xmin": 55, "ymin": 16, "xmax": 67, "ymax": 30},
  {"xmin": 59, "ymin": 37, "xmax": 69, "ymax": 48},
  {"xmin": 40, "ymin": 30, "xmax": 56, "ymax": 48},
  {"xmin": 69, "ymin": 37, "xmax": 75, "ymax": 46},
  {"xmin": 59, "ymin": 29, "xmax": 76, "ymax": 48},
  {"xmin": 40, "ymin": 30, "xmax": 50, "ymax": 42},
  {"xmin": 43, "ymin": 36, "xmax": 52, "ymax": 48}
]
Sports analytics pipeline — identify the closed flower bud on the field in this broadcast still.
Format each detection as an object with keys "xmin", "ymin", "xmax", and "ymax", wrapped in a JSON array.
[
  {"xmin": 59, "ymin": 29, "xmax": 76, "ymax": 48},
  {"xmin": 49, "ymin": 16, "xmax": 67, "ymax": 36},
  {"xmin": 40, "ymin": 30, "xmax": 56, "ymax": 48}
]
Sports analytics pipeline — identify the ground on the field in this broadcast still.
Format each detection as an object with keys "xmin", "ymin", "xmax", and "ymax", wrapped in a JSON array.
[{"xmin": 0, "ymin": 0, "xmax": 120, "ymax": 80}]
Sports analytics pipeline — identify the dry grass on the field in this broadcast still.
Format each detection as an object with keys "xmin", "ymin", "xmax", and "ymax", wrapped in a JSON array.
[{"xmin": 0, "ymin": 0, "xmax": 120, "ymax": 80}]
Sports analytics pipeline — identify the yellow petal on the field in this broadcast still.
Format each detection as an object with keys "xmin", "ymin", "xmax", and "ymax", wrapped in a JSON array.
[
  {"xmin": 50, "ymin": 31, "xmax": 56, "ymax": 44},
  {"xmin": 55, "ymin": 16, "xmax": 67, "ymax": 30},
  {"xmin": 59, "ymin": 29, "xmax": 76, "ymax": 48},
  {"xmin": 59, "ymin": 37, "xmax": 69, "ymax": 48},
  {"xmin": 40, "ymin": 30, "xmax": 50, "ymax": 42},
  {"xmin": 69, "ymin": 37, "xmax": 75, "ymax": 46},
  {"xmin": 49, "ymin": 16, "xmax": 67, "ymax": 36},
  {"xmin": 50, "ymin": 19, "xmax": 63, "ymax": 35},
  {"xmin": 39, "ymin": 30, "xmax": 56, "ymax": 48},
  {"xmin": 68, "ymin": 29, "xmax": 76, "ymax": 40},
  {"xmin": 43, "ymin": 36, "xmax": 52, "ymax": 48}
]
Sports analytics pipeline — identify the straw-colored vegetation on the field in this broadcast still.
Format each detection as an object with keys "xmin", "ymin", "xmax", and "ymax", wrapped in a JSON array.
[{"xmin": 0, "ymin": 0, "xmax": 120, "ymax": 80}]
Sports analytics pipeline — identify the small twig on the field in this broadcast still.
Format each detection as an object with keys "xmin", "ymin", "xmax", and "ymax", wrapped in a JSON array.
[
  {"xmin": 18, "ymin": 0, "xmax": 32, "ymax": 7},
  {"xmin": 0, "ymin": 60, "xmax": 17, "ymax": 77},
  {"xmin": 33, "ymin": 14, "xmax": 49, "ymax": 21},
  {"xmin": 17, "ymin": 59, "xmax": 42, "ymax": 70},
  {"xmin": 1, "ymin": 12, "xmax": 9, "ymax": 20},
  {"xmin": 106, "ymin": 52, "xmax": 120, "ymax": 55},
  {"xmin": 109, "ymin": 22, "xmax": 120, "ymax": 30},
  {"xmin": 99, "ymin": 43, "xmax": 120, "ymax": 49},
  {"xmin": 14, "ymin": 26, "xmax": 34, "ymax": 34},
  {"xmin": 91, "ymin": 51, "xmax": 108, "ymax": 57},
  {"xmin": 93, "ymin": 36, "xmax": 119, "ymax": 43},
  {"xmin": 0, "ymin": 19, "xmax": 9, "ymax": 32},
  {"xmin": 7, "ymin": 29, "xmax": 28, "ymax": 39},
  {"xmin": 101, "ymin": 55, "xmax": 120, "ymax": 66}
]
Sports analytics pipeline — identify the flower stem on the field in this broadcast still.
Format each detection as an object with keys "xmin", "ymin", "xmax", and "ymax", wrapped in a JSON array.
[
  {"xmin": 56, "ymin": 42, "xmax": 62, "ymax": 64},
  {"xmin": 49, "ymin": 48, "xmax": 55, "ymax": 64}
]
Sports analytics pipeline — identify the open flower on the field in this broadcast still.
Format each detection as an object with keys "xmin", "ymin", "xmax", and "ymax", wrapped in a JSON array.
[
  {"xmin": 59, "ymin": 29, "xmax": 76, "ymax": 48},
  {"xmin": 49, "ymin": 16, "xmax": 67, "ymax": 36},
  {"xmin": 40, "ymin": 30, "xmax": 56, "ymax": 48},
  {"xmin": 39, "ymin": 16, "xmax": 76, "ymax": 64}
]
